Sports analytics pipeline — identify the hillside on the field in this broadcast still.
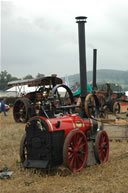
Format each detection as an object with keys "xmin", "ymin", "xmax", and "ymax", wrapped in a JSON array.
[{"xmin": 64, "ymin": 69, "xmax": 128, "ymax": 89}]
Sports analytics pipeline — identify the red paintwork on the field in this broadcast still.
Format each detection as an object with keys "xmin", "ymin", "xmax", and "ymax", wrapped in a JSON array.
[
  {"xmin": 112, "ymin": 94, "xmax": 126, "ymax": 100},
  {"xmin": 121, "ymin": 96, "xmax": 125, "ymax": 99},
  {"xmin": 37, "ymin": 114, "xmax": 91, "ymax": 139},
  {"xmin": 112, "ymin": 94, "xmax": 116, "ymax": 98}
]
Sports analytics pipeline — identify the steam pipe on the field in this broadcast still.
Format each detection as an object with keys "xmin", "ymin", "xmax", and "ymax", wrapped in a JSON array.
[
  {"xmin": 93, "ymin": 49, "xmax": 97, "ymax": 89},
  {"xmin": 75, "ymin": 16, "xmax": 87, "ymax": 118}
]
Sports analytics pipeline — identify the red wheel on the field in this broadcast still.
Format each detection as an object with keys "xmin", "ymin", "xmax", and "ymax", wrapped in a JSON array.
[
  {"xmin": 95, "ymin": 130, "xmax": 109, "ymax": 163},
  {"xmin": 63, "ymin": 130, "xmax": 88, "ymax": 172}
]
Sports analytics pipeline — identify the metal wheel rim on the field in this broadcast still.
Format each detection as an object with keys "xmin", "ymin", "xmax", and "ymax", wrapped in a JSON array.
[
  {"xmin": 13, "ymin": 98, "xmax": 30, "ymax": 123},
  {"xmin": 19, "ymin": 133, "xmax": 27, "ymax": 164},
  {"xmin": 113, "ymin": 102, "xmax": 120, "ymax": 114},
  {"xmin": 14, "ymin": 102, "xmax": 27, "ymax": 122},
  {"xmin": 85, "ymin": 93, "xmax": 99, "ymax": 118},
  {"xmin": 52, "ymin": 84, "xmax": 74, "ymax": 106}
]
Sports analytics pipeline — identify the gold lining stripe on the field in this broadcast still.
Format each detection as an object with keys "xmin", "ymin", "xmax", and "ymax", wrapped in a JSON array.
[
  {"xmin": 47, "ymin": 119, "xmax": 54, "ymax": 132},
  {"xmin": 68, "ymin": 117, "xmax": 75, "ymax": 129},
  {"xmin": 82, "ymin": 119, "xmax": 85, "ymax": 128}
]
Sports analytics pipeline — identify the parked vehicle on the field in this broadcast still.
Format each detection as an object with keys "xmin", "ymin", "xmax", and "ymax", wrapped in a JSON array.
[{"xmin": 8, "ymin": 75, "xmax": 74, "ymax": 123}]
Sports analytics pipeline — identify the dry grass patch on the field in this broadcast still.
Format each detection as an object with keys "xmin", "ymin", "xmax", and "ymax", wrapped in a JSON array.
[{"xmin": 0, "ymin": 109, "xmax": 128, "ymax": 193}]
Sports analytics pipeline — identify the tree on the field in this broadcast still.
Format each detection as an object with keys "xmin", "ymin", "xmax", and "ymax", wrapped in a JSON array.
[
  {"xmin": 23, "ymin": 74, "xmax": 34, "ymax": 80},
  {"xmin": 0, "ymin": 70, "xmax": 19, "ymax": 90},
  {"xmin": 36, "ymin": 73, "xmax": 45, "ymax": 79},
  {"xmin": 0, "ymin": 70, "xmax": 10, "ymax": 90}
]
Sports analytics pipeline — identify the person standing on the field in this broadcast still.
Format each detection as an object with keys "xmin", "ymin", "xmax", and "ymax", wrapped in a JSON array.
[{"xmin": 0, "ymin": 98, "xmax": 7, "ymax": 116}]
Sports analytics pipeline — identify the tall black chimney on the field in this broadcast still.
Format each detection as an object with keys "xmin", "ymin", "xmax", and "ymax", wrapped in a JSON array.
[
  {"xmin": 75, "ymin": 16, "xmax": 87, "ymax": 118},
  {"xmin": 93, "ymin": 49, "xmax": 97, "ymax": 89}
]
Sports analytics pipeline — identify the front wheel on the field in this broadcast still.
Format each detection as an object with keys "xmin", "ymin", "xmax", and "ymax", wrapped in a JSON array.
[{"xmin": 63, "ymin": 129, "xmax": 88, "ymax": 172}]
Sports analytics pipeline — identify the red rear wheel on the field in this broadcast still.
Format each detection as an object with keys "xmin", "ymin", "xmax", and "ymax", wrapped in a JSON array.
[
  {"xmin": 95, "ymin": 130, "xmax": 109, "ymax": 163},
  {"xmin": 63, "ymin": 130, "xmax": 88, "ymax": 172}
]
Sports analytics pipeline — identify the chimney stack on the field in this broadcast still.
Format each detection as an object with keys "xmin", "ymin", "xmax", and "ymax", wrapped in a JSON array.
[
  {"xmin": 75, "ymin": 16, "xmax": 88, "ymax": 117},
  {"xmin": 93, "ymin": 49, "xmax": 97, "ymax": 89}
]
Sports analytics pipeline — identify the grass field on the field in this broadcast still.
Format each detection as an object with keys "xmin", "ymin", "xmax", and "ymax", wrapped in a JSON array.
[{"xmin": 0, "ymin": 109, "xmax": 128, "ymax": 193}]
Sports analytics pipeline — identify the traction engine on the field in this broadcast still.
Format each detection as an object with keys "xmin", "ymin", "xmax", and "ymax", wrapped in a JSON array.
[
  {"xmin": 11, "ymin": 75, "xmax": 65, "ymax": 123},
  {"xmin": 20, "ymin": 16, "xmax": 109, "ymax": 172},
  {"xmin": 84, "ymin": 49, "xmax": 121, "ymax": 119}
]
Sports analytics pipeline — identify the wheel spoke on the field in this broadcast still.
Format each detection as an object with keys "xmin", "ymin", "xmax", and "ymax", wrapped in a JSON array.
[
  {"xmin": 68, "ymin": 152, "xmax": 74, "ymax": 160},
  {"xmin": 78, "ymin": 142, "xmax": 86, "ymax": 150},
  {"xmin": 73, "ymin": 133, "xmax": 79, "ymax": 144},
  {"xmin": 77, "ymin": 153, "xmax": 85, "ymax": 163},
  {"xmin": 77, "ymin": 136, "xmax": 83, "ymax": 145},
  {"xmin": 75, "ymin": 155, "xmax": 80, "ymax": 168},
  {"xmin": 73, "ymin": 156, "xmax": 77, "ymax": 169},
  {"xmin": 68, "ymin": 147, "xmax": 73, "ymax": 153},
  {"xmin": 68, "ymin": 155, "xmax": 75, "ymax": 169}
]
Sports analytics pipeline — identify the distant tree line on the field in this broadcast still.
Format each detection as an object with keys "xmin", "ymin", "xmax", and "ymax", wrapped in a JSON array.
[
  {"xmin": 1, "ymin": 69, "xmax": 128, "ymax": 91},
  {"xmin": 65, "ymin": 69, "xmax": 128, "ymax": 91},
  {"xmin": 0, "ymin": 70, "xmax": 45, "ymax": 90}
]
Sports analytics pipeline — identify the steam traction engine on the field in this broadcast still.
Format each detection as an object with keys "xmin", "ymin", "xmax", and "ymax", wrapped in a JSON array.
[
  {"xmin": 8, "ymin": 75, "xmax": 67, "ymax": 123},
  {"xmin": 20, "ymin": 17, "xmax": 109, "ymax": 172},
  {"xmin": 84, "ymin": 49, "xmax": 121, "ymax": 119}
]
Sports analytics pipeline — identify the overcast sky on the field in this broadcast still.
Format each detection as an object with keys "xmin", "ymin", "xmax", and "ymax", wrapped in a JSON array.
[{"xmin": 1, "ymin": 0, "xmax": 128, "ymax": 78}]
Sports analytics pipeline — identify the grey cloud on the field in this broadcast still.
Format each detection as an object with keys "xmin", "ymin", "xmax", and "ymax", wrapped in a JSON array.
[
  {"xmin": 1, "ymin": 11, "xmax": 79, "ymax": 77},
  {"xmin": 1, "ymin": 0, "xmax": 128, "ymax": 79},
  {"xmin": 1, "ymin": 1, "xmax": 14, "ymax": 18}
]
